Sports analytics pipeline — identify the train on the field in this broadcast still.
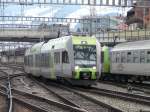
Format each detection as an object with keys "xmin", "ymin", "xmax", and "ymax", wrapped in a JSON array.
[
  {"xmin": 24, "ymin": 35, "xmax": 101, "ymax": 86},
  {"xmin": 24, "ymin": 35, "xmax": 150, "ymax": 85},
  {"xmin": 102, "ymin": 40, "xmax": 150, "ymax": 82}
]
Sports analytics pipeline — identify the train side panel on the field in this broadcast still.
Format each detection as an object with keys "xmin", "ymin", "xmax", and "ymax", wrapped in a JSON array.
[
  {"xmin": 102, "ymin": 46, "xmax": 110, "ymax": 73},
  {"xmin": 110, "ymin": 40, "xmax": 150, "ymax": 81}
]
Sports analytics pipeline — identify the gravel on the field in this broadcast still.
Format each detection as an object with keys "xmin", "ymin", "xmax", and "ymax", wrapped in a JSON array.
[{"xmin": 77, "ymin": 90, "xmax": 150, "ymax": 112}]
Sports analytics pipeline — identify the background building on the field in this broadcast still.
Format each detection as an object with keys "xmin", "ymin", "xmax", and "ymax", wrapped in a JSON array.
[
  {"xmin": 126, "ymin": 0, "xmax": 150, "ymax": 30},
  {"xmin": 77, "ymin": 16, "xmax": 123, "ymax": 35}
]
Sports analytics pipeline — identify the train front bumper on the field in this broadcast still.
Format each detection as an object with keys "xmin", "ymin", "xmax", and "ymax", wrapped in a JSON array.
[{"xmin": 73, "ymin": 67, "xmax": 97, "ymax": 80}]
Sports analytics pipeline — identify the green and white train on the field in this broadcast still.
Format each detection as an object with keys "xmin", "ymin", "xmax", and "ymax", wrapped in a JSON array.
[{"xmin": 24, "ymin": 35, "xmax": 101, "ymax": 86}]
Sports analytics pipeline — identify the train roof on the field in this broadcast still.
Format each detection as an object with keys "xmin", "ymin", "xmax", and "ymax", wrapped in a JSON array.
[
  {"xmin": 25, "ymin": 35, "xmax": 98, "ymax": 55},
  {"xmin": 25, "ymin": 42, "xmax": 44, "ymax": 55},
  {"xmin": 41, "ymin": 35, "xmax": 97, "ymax": 52},
  {"xmin": 112, "ymin": 40, "xmax": 150, "ymax": 51},
  {"xmin": 41, "ymin": 35, "xmax": 71, "ymax": 52}
]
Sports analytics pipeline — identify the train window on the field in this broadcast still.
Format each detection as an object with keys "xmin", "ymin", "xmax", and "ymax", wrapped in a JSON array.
[
  {"xmin": 101, "ymin": 51, "xmax": 104, "ymax": 63},
  {"xmin": 116, "ymin": 52, "xmax": 120, "ymax": 63},
  {"xmin": 140, "ymin": 51, "xmax": 145, "ymax": 63},
  {"xmin": 35, "ymin": 54, "xmax": 39, "ymax": 67},
  {"xmin": 41, "ymin": 53, "xmax": 45, "ymax": 66},
  {"xmin": 39, "ymin": 54, "xmax": 41, "ymax": 66},
  {"xmin": 54, "ymin": 52, "xmax": 60, "ymax": 64},
  {"xmin": 45, "ymin": 53, "xmax": 49, "ymax": 66},
  {"xmin": 121, "ymin": 52, "xmax": 126, "ymax": 63},
  {"xmin": 52, "ymin": 45, "xmax": 55, "ymax": 49},
  {"xmin": 44, "ymin": 53, "xmax": 49, "ymax": 67},
  {"xmin": 62, "ymin": 51, "xmax": 69, "ymax": 63},
  {"xmin": 147, "ymin": 51, "xmax": 150, "ymax": 63},
  {"xmin": 38, "ymin": 54, "xmax": 41, "ymax": 67},
  {"xmin": 127, "ymin": 52, "xmax": 132, "ymax": 63},
  {"xmin": 133, "ymin": 51, "xmax": 139, "ymax": 63}
]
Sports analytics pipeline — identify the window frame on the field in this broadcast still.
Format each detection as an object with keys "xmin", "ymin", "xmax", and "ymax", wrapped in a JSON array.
[
  {"xmin": 62, "ymin": 51, "xmax": 69, "ymax": 63},
  {"xmin": 147, "ymin": 51, "xmax": 150, "ymax": 63},
  {"xmin": 127, "ymin": 51, "xmax": 132, "ymax": 63},
  {"xmin": 121, "ymin": 52, "xmax": 126, "ymax": 63},
  {"xmin": 140, "ymin": 50, "xmax": 145, "ymax": 63}
]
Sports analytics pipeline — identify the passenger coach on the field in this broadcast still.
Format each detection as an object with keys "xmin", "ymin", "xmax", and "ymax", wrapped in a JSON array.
[
  {"xmin": 111, "ymin": 40, "xmax": 150, "ymax": 82},
  {"xmin": 24, "ymin": 35, "xmax": 101, "ymax": 86}
]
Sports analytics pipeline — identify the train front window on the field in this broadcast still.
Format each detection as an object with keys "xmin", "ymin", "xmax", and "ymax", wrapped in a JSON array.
[{"xmin": 73, "ymin": 45, "xmax": 96, "ymax": 67}]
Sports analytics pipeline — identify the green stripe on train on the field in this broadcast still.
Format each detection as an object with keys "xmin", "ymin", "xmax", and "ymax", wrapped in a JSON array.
[
  {"xmin": 74, "ymin": 68, "xmax": 96, "ymax": 80},
  {"xmin": 102, "ymin": 46, "xmax": 110, "ymax": 73}
]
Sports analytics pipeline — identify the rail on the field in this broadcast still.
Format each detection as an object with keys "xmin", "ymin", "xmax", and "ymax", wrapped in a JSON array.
[{"xmin": 7, "ymin": 77, "xmax": 12, "ymax": 112}]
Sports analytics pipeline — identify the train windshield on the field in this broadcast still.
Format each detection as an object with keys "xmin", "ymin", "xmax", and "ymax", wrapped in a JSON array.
[{"xmin": 74, "ymin": 45, "xmax": 96, "ymax": 67}]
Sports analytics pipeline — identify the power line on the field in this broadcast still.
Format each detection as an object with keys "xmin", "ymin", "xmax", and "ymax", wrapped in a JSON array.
[{"xmin": 0, "ymin": 0, "xmax": 141, "ymax": 7}]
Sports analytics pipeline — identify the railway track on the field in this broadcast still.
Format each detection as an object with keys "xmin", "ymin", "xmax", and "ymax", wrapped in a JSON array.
[
  {"xmin": 2, "ymin": 64, "xmax": 150, "ymax": 111},
  {"xmin": 12, "ymin": 88, "xmax": 86, "ymax": 112},
  {"xmin": 1, "ymin": 65, "xmax": 122, "ymax": 112},
  {"xmin": 0, "ymin": 63, "xmax": 24, "ymax": 71},
  {"xmin": 31, "ymin": 77, "xmax": 122, "ymax": 112},
  {"xmin": 99, "ymin": 81, "xmax": 150, "ymax": 95},
  {"xmin": 0, "ymin": 67, "xmax": 86, "ymax": 112},
  {"xmin": 0, "ymin": 72, "xmax": 25, "ymax": 80},
  {"xmin": 0, "ymin": 88, "xmax": 55, "ymax": 112},
  {"xmin": 33, "ymin": 80, "xmax": 150, "ymax": 112},
  {"xmin": 78, "ymin": 87, "xmax": 150, "ymax": 105}
]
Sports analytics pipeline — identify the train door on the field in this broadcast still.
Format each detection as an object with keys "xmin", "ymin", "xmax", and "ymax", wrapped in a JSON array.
[
  {"xmin": 54, "ymin": 51, "xmax": 62, "ymax": 77},
  {"xmin": 62, "ymin": 50, "xmax": 71, "ymax": 77}
]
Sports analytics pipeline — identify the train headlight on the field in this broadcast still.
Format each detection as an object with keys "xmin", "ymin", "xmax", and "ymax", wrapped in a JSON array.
[
  {"xmin": 93, "ymin": 66, "xmax": 96, "ymax": 69},
  {"xmin": 75, "ymin": 66, "xmax": 79, "ymax": 70}
]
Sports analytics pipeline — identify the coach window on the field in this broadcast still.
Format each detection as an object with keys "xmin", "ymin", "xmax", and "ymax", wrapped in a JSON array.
[
  {"xmin": 121, "ymin": 52, "xmax": 126, "ymax": 63},
  {"xmin": 41, "ymin": 54, "xmax": 44, "ymax": 66},
  {"xmin": 116, "ymin": 52, "xmax": 120, "ymax": 63},
  {"xmin": 35, "ymin": 54, "xmax": 38, "ymax": 66},
  {"xmin": 147, "ymin": 51, "xmax": 150, "ymax": 63},
  {"xmin": 45, "ymin": 53, "xmax": 48, "ymax": 66},
  {"xmin": 39, "ymin": 54, "xmax": 42, "ymax": 67},
  {"xmin": 62, "ymin": 51, "xmax": 69, "ymax": 63},
  {"xmin": 127, "ymin": 52, "xmax": 132, "ymax": 63},
  {"xmin": 133, "ymin": 51, "xmax": 139, "ymax": 63},
  {"xmin": 44, "ymin": 53, "xmax": 48, "ymax": 66},
  {"xmin": 140, "ymin": 51, "xmax": 145, "ymax": 63},
  {"xmin": 38, "ymin": 54, "xmax": 41, "ymax": 67}
]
